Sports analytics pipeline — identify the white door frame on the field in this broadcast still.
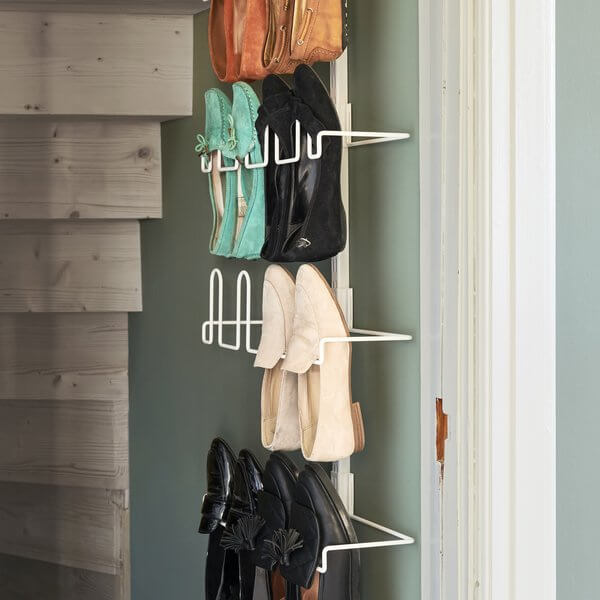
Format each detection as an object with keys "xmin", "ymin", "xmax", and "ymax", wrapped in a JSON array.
[{"xmin": 419, "ymin": 0, "xmax": 556, "ymax": 598}]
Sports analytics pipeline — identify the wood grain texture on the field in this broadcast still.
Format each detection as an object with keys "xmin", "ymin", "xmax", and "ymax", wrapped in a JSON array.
[
  {"xmin": 0, "ymin": 120, "xmax": 162, "ymax": 219},
  {"xmin": 0, "ymin": 221, "xmax": 142, "ymax": 312},
  {"xmin": 0, "ymin": 483, "xmax": 127, "ymax": 574},
  {"xmin": 0, "ymin": 1, "xmax": 209, "ymax": 14},
  {"xmin": 0, "ymin": 398, "xmax": 128, "ymax": 488},
  {"xmin": 0, "ymin": 553, "xmax": 117, "ymax": 600},
  {"xmin": 0, "ymin": 313, "xmax": 128, "ymax": 401},
  {"xmin": 0, "ymin": 13, "xmax": 193, "ymax": 116}
]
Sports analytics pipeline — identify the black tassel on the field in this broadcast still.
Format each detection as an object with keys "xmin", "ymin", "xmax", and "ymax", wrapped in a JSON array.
[
  {"xmin": 221, "ymin": 515, "xmax": 265, "ymax": 553},
  {"xmin": 262, "ymin": 529, "xmax": 304, "ymax": 568}
]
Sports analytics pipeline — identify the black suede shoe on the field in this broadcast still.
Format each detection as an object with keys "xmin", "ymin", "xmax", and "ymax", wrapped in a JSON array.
[
  {"xmin": 257, "ymin": 66, "xmax": 347, "ymax": 263},
  {"xmin": 198, "ymin": 438, "xmax": 237, "ymax": 600},
  {"xmin": 279, "ymin": 463, "xmax": 360, "ymax": 600},
  {"xmin": 281, "ymin": 64, "xmax": 346, "ymax": 263},
  {"xmin": 253, "ymin": 452, "xmax": 301, "ymax": 600},
  {"xmin": 220, "ymin": 450, "xmax": 266, "ymax": 600},
  {"xmin": 257, "ymin": 75, "xmax": 297, "ymax": 263}
]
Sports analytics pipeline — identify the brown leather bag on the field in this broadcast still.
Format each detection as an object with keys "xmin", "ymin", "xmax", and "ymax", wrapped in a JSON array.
[
  {"xmin": 263, "ymin": 0, "xmax": 346, "ymax": 75},
  {"xmin": 209, "ymin": 0, "xmax": 270, "ymax": 82}
]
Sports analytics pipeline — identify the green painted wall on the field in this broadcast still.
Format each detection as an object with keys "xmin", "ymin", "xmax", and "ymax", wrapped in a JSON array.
[
  {"xmin": 557, "ymin": 1, "xmax": 600, "ymax": 597},
  {"xmin": 129, "ymin": 1, "xmax": 420, "ymax": 598}
]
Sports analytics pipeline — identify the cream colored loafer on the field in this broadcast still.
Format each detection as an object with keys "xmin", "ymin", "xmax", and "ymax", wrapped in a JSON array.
[
  {"xmin": 254, "ymin": 265, "xmax": 301, "ymax": 451},
  {"xmin": 282, "ymin": 264, "xmax": 365, "ymax": 462}
]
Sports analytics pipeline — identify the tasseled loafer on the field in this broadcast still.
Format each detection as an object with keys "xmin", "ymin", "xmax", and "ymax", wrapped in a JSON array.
[
  {"xmin": 198, "ymin": 438, "xmax": 237, "ymax": 600},
  {"xmin": 221, "ymin": 450, "xmax": 266, "ymax": 600},
  {"xmin": 253, "ymin": 452, "xmax": 301, "ymax": 600},
  {"xmin": 280, "ymin": 463, "xmax": 360, "ymax": 600}
]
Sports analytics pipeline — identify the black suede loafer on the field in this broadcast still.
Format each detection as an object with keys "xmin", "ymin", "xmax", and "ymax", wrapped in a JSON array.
[
  {"xmin": 253, "ymin": 452, "xmax": 301, "ymax": 600},
  {"xmin": 220, "ymin": 450, "xmax": 266, "ymax": 600},
  {"xmin": 257, "ymin": 74, "xmax": 297, "ymax": 263},
  {"xmin": 198, "ymin": 438, "xmax": 237, "ymax": 600},
  {"xmin": 279, "ymin": 463, "xmax": 360, "ymax": 600},
  {"xmin": 280, "ymin": 64, "xmax": 346, "ymax": 263},
  {"xmin": 258, "ymin": 66, "xmax": 347, "ymax": 263}
]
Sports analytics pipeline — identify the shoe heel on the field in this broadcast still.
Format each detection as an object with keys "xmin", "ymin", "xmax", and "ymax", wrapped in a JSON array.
[{"xmin": 351, "ymin": 402, "xmax": 365, "ymax": 452}]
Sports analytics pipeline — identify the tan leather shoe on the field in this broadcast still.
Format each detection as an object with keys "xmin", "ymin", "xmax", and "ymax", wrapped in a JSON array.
[
  {"xmin": 254, "ymin": 266, "xmax": 301, "ymax": 451},
  {"xmin": 264, "ymin": 0, "xmax": 346, "ymax": 75},
  {"xmin": 289, "ymin": 0, "xmax": 346, "ymax": 64},
  {"xmin": 282, "ymin": 264, "xmax": 365, "ymax": 462}
]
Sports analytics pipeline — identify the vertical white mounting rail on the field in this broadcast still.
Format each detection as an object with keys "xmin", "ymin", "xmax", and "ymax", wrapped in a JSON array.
[{"xmin": 330, "ymin": 46, "xmax": 354, "ymax": 513}]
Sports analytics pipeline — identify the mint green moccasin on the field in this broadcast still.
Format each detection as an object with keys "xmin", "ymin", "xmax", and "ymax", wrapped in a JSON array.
[
  {"xmin": 198, "ymin": 88, "xmax": 239, "ymax": 257},
  {"xmin": 229, "ymin": 82, "xmax": 265, "ymax": 260}
]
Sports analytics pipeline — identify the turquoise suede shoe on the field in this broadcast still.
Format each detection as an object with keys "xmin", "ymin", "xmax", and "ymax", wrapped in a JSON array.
[
  {"xmin": 197, "ymin": 88, "xmax": 238, "ymax": 257},
  {"xmin": 229, "ymin": 82, "xmax": 265, "ymax": 260}
]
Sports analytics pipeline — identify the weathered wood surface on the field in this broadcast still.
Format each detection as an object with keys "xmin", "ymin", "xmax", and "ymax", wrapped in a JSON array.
[
  {"xmin": 0, "ymin": 221, "xmax": 142, "ymax": 312},
  {"xmin": 0, "ymin": 12, "xmax": 193, "ymax": 116},
  {"xmin": 0, "ymin": 120, "xmax": 162, "ymax": 219},
  {"xmin": 0, "ymin": 483, "xmax": 128, "ymax": 574},
  {"xmin": 0, "ymin": 553, "xmax": 117, "ymax": 600},
  {"xmin": 0, "ymin": 0, "xmax": 209, "ymax": 13},
  {"xmin": 0, "ymin": 398, "xmax": 128, "ymax": 488},
  {"xmin": 0, "ymin": 313, "xmax": 128, "ymax": 401}
]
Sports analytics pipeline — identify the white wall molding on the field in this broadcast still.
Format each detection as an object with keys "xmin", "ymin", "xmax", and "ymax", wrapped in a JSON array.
[{"xmin": 420, "ymin": 0, "xmax": 556, "ymax": 598}]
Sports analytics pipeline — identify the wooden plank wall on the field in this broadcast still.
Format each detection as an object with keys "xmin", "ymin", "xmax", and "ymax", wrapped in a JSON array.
[
  {"xmin": 0, "ymin": 554, "xmax": 117, "ymax": 600},
  {"xmin": 0, "ymin": 313, "xmax": 129, "ymax": 489},
  {"xmin": 0, "ymin": 12, "xmax": 193, "ymax": 116},
  {"xmin": 0, "ymin": 120, "xmax": 162, "ymax": 219},
  {"xmin": 0, "ymin": 221, "xmax": 142, "ymax": 312},
  {"xmin": 0, "ymin": 6, "xmax": 198, "ymax": 598},
  {"xmin": 0, "ymin": 0, "xmax": 209, "ymax": 13}
]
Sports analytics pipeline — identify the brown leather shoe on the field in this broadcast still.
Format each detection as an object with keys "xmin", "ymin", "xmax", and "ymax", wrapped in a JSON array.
[
  {"xmin": 264, "ymin": 0, "xmax": 346, "ymax": 75},
  {"xmin": 210, "ymin": 0, "xmax": 270, "ymax": 82},
  {"xmin": 209, "ymin": 0, "xmax": 236, "ymax": 82},
  {"xmin": 238, "ymin": 0, "xmax": 271, "ymax": 80}
]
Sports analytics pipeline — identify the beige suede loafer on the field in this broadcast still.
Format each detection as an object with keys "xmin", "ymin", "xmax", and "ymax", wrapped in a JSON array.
[
  {"xmin": 282, "ymin": 264, "xmax": 365, "ymax": 462},
  {"xmin": 254, "ymin": 265, "xmax": 301, "ymax": 451}
]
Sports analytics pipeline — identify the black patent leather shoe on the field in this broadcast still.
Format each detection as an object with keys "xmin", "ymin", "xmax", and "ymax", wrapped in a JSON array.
[
  {"xmin": 198, "ymin": 438, "xmax": 237, "ymax": 600},
  {"xmin": 279, "ymin": 463, "xmax": 360, "ymax": 600},
  {"xmin": 220, "ymin": 450, "xmax": 266, "ymax": 600},
  {"xmin": 253, "ymin": 452, "xmax": 301, "ymax": 600}
]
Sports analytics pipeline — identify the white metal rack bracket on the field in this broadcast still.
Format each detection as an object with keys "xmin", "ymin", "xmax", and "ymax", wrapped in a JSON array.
[
  {"xmin": 201, "ymin": 268, "xmax": 412, "ymax": 364},
  {"xmin": 317, "ymin": 514, "xmax": 415, "ymax": 574},
  {"xmin": 198, "ymin": 118, "xmax": 410, "ymax": 173}
]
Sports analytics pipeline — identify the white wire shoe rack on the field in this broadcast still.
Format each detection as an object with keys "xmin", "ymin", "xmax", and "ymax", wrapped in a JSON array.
[
  {"xmin": 201, "ymin": 268, "xmax": 412, "ymax": 365},
  {"xmin": 198, "ymin": 31, "xmax": 417, "ymax": 577},
  {"xmin": 199, "ymin": 119, "xmax": 410, "ymax": 173},
  {"xmin": 200, "ymin": 267, "xmax": 416, "ymax": 565}
]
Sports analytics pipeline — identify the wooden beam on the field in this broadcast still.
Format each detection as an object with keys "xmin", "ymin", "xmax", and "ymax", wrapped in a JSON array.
[
  {"xmin": 0, "ymin": 1, "xmax": 209, "ymax": 14},
  {"xmin": 0, "ymin": 483, "xmax": 128, "ymax": 574},
  {"xmin": 0, "ymin": 13, "xmax": 193, "ymax": 116},
  {"xmin": 0, "ymin": 120, "xmax": 162, "ymax": 219},
  {"xmin": 0, "ymin": 554, "xmax": 118, "ymax": 600},
  {"xmin": 0, "ymin": 398, "xmax": 128, "ymax": 488},
  {"xmin": 0, "ymin": 221, "xmax": 142, "ymax": 312},
  {"xmin": 0, "ymin": 313, "xmax": 128, "ymax": 401}
]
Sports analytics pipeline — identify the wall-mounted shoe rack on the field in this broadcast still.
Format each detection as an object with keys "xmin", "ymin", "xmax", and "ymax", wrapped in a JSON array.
[
  {"xmin": 199, "ymin": 32, "xmax": 416, "ymax": 575},
  {"xmin": 201, "ymin": 267, "xmax": 416, "ymax": 571},
  {"xmin": 199, "ymin": 120, "xmax": 410, "ymax": 173}
]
